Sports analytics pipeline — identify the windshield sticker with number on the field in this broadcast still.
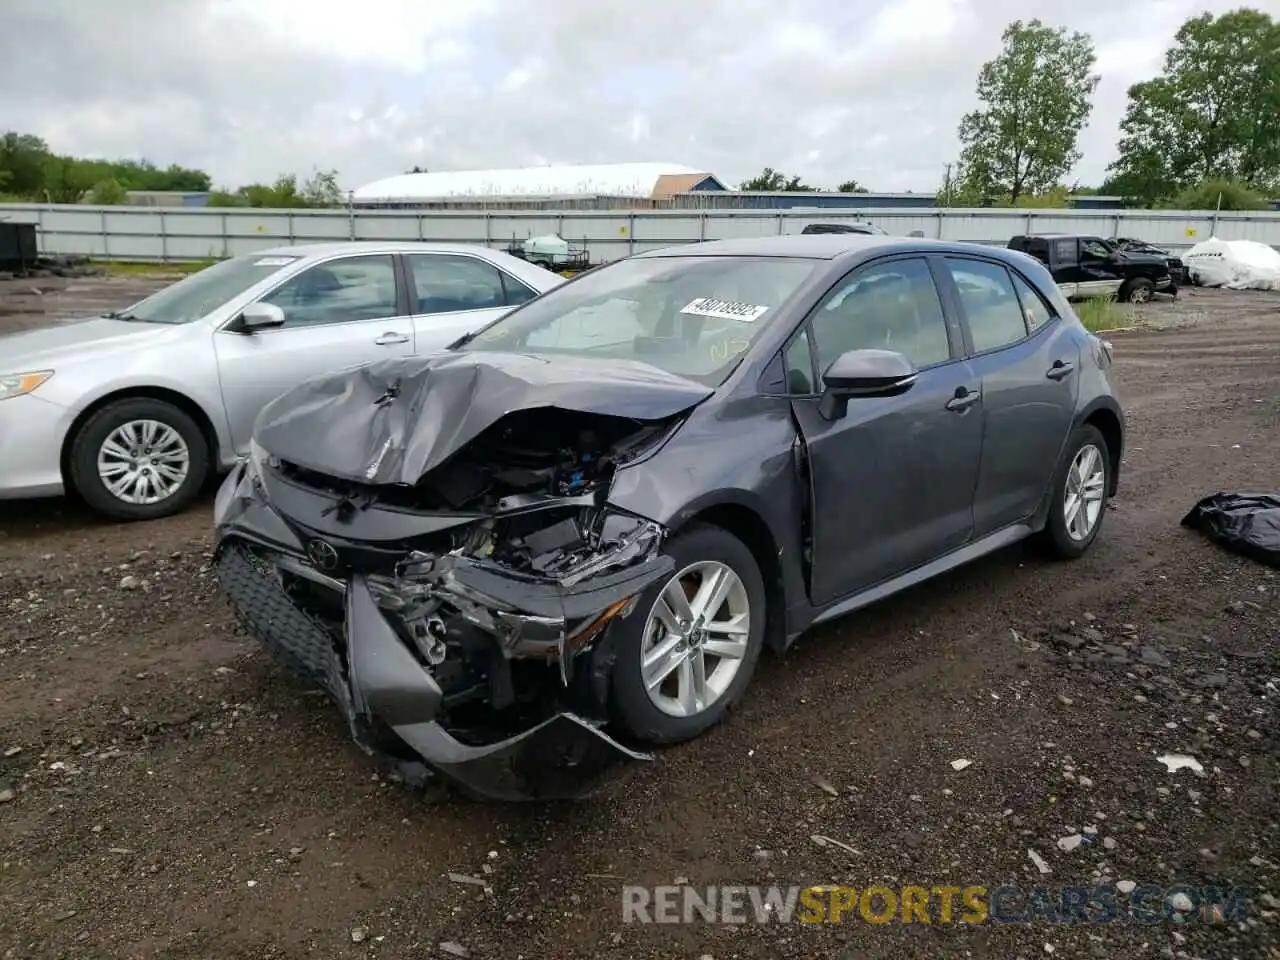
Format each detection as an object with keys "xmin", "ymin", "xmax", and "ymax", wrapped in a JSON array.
[
  {"xmin": 254, "ymin": 257, "xmax": 297, "ymax": 267},
  {"xmin": 680, "ymin": 297, "xmax": 770, "ymax": 323}
]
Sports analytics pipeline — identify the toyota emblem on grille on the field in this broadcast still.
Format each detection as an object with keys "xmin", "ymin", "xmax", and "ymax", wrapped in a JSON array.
[{"xmin": 306, "ymin": 539, "xmax": 339, "ymax": 571}]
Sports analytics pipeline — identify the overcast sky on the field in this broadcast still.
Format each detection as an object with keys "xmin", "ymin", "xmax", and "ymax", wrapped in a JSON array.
[{"xmin": 3, "ymin": 0, "xmax": 1276, "ymax": 193}]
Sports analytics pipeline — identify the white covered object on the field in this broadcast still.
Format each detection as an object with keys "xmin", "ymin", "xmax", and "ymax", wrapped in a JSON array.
[
  {"xmin": 352, "ymin": 163, "xmax": 714, "ymax": 201},
  {"xmin": 1184, "ymin": 237, "xmax": 1280, "ymax": 290}
]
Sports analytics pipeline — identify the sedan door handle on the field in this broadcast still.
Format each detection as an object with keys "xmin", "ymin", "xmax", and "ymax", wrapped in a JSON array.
[
  {"xmin": 1046, "ymin": 359, "xmax": 1075, "ymax": 381},
  {"xmin": 374, "ymin": 332, "xmax": 410, "ymax": 345},
  {"xmin": 945, "ymin": 387, "xmax": 981, "ymax": 412}
]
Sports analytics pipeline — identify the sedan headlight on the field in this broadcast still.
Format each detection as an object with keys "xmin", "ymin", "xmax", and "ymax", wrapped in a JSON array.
[{"xmin": 0, "ymin": 370, "xmax": 53, "ymax": 401}]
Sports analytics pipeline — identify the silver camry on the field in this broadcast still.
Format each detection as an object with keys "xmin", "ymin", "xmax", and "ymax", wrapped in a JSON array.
[{"xmin": 0, "ymin": 241, "xmax": 564, "ymax": 520}]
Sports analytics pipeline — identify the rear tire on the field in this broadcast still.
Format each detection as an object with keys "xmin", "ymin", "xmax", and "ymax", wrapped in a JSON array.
[
  {"xmin": 1037, "ymin": 424, "xmax": 1110, "ymax": 560},
  {"xmin": 608, "ymin": 524, "xmax": 766, "ymax": 745},
  {"xmin": 68, "ymin": 397, "xmax": 211, "ymax": 521}
]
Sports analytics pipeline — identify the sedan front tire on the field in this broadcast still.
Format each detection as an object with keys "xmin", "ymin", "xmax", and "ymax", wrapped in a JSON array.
[{"xmin": 68, "ymin": 397, "xmax": 211, "ymax": 521}]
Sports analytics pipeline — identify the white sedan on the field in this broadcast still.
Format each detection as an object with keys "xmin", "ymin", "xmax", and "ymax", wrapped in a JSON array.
[{"xmin": 0, "ymin": 241, "xmax": 564, "ymax": 520}]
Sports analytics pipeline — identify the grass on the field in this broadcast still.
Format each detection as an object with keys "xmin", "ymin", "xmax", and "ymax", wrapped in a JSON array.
[
  {"xmin": 1073, "ymin": 294, "xmax": 1132, "ymax": 332},
  {"xmin": 93, "ymin": 257, "xmax": 219, "ymax": 276}
]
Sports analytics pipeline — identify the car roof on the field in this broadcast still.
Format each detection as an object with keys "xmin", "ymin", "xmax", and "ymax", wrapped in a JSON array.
[
  {"xmin": 248, "ymin": 241, "xmax": 511, "ymax": 258},
  {"xmin": 632, "ymin": 234, "xmax": 1030, "ymax": 266}
]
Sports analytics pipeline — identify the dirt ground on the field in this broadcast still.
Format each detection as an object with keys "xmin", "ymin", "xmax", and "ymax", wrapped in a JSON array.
[{"xmin": 0, "ymin": 275, "xmax": 1277, "ymax": 960}]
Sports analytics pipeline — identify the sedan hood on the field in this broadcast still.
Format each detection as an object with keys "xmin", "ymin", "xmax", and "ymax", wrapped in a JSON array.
[
  {"xmin": 0, "ymin": 317, "xmax": 169, "ymax": 367},
  {"xmin": 253, "ymin": 350, "xmax": 714, "ymax": 486}
]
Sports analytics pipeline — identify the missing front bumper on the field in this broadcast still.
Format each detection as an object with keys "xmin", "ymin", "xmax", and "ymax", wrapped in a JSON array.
[{"xmin": 216, "ymin": 543, "xmax": 652, "ymax": 801}]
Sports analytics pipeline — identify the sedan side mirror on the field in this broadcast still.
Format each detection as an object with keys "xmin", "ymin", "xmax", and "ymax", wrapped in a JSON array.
[
  {"xmin": 236, "ymin": 302, "xmax": 286, "ymax": 332},
  {"xmin": 818, "ymin": 348, "xmax": 918, "ymax": 420}
]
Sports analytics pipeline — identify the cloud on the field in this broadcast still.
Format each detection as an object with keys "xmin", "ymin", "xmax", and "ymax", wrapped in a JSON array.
[{"xmin": 0, "ymin": 0, "xmax": 1275, "ymax": 193}]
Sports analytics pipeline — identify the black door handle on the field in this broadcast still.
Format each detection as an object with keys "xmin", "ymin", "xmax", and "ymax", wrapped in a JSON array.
[
  {"xmin": 1047, "ymin": 359, "xmax": 1075, "ymax": 381},
  {"xmin": 945, "ymin": 387, "xmax": 981, "ymax": 412}
]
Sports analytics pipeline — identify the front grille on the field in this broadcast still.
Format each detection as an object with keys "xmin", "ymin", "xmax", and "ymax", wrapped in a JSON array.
[{"xmin": 217, "ymin": 543, "xmax": 353, "ymax": 714}]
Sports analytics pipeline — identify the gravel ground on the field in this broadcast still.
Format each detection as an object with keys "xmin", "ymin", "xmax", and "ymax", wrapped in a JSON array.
[{"xmin": 0, "ymin": 276, "xmax": 1277, "ymax": 959}]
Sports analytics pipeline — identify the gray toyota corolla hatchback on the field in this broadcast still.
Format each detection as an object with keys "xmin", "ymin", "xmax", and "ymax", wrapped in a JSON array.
[{"xmin": 213, "ymin": 235, "xmax": 1124, "ymax": 800}]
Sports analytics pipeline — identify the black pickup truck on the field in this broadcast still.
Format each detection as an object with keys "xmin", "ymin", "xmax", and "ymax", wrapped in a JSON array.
[{"xmin": 1008, "ymin": 233, "xmax": 1176, "ymax": 302}]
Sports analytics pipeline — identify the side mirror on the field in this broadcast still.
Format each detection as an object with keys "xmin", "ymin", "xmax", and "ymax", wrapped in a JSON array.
[
  {"xmin": 236, "ymin": 302, "xmax": 285, "ymax": 332},
  {"xmin": 818, "ymin": 348, "xmax": 918, "ymax": 420}
]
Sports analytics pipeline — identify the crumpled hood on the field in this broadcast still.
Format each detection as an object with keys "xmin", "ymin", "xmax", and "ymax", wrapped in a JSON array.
[
  {"xmin": 253, "ymin": 350, "xmax": 714, "ymax": 486},
  {"xmin": 0, "ymin": 317, "xmax": 169, "ymax": 368}
]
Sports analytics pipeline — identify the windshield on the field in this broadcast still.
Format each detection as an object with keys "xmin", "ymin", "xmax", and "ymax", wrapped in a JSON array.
[
  {"xmin": 457, "ymin": 255, "xmax": 820, "ymax": 383},
  {"xmin": 113, "ymin": 253, "xmax": 303, "ymax": 324}
]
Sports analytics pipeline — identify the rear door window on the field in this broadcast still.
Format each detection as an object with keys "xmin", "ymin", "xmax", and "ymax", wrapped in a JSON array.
[
  {"xmin": 1009, "ymin": 271, "xmax": 1056, "ymax": 333},
  {"xmin": 1052, "ymin": 239, "xmax": 1078, "ymax": 265},
  {"xmin": 407, "ymin": 254, "xmax": 533, "ymax": 315},
  {"xmin": 944, "ymin": 258, "xmax": 1029, "ymax": 353}
]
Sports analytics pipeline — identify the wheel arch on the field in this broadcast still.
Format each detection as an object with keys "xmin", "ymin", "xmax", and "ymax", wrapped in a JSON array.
[
  {"xmin": 664, "ymin": 493, "xmax": 791, "ymax": 654},
  {"xmin": 60, "ymin": 386, "xmax": 222, "ymax": 490},
  {"xmin": 1077, "ymin": 398, "xmax": 1123, "ymax": 497}
]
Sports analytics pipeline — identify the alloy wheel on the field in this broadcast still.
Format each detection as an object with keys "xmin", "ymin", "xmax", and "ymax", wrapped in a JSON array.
[
  {"xmin": 640, "ymin": 560, "xmax": 751, "ymax": 718},
  {"xmin": 1063, "ymin": 443, "xmax": 1106, "ymax": 541},
  {"xmin": 96, "ymin": 419, "xmax": 191, "ymax": 505}
]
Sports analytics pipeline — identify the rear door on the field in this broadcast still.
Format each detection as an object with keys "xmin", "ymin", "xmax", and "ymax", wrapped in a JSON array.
[
  {"xmin": 937, "ymin": 255, "xmax": 1079, "ymax": 537},
  {"xmin": 404, "ymin": 253, "xmax": 539, "ymax": 353},
  {"xmin": 1048, "ymin": 238, "xmax": 1081, "ymax": 298},
  {"xmin": 786, "ymin": 255, "xmax": 984, "ymax": 605},
  {"xmin": 213, "ymin": 253, "xmax": 416, "ymax": 454}
]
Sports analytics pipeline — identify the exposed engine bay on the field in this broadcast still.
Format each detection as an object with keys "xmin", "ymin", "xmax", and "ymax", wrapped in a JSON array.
[
  {"xmin": 212, "ymin": 349, "xmax": 713, "ymax": 799},
  {"xmin": 269, "ymin": 411, "xmax": 674, "ymax": 725},
  {"xmin": 214, "ymin": 404, "xmax": 683, "ymax": 796}
]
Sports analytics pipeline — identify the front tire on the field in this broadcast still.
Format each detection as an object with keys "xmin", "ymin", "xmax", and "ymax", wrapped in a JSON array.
[
  {"xmin": 1037, "ymin": 424, "xmax": 1110, "ymax": 560},
  {"xmin": 68, "ymin": 397, "xmax": 211, "ymax": 521},
  {"xmin": 1119, "ymin": 277, "xmax": 1155, "ymax": 303},
  {"xmin": 608, "ymin": 524, "xmax": 766, "ymax": 745}
]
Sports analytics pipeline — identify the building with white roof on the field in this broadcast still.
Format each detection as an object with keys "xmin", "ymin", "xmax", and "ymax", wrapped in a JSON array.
[{"xmin": 351, "ymin": 162, "xmax": 727, "ymax": 209}]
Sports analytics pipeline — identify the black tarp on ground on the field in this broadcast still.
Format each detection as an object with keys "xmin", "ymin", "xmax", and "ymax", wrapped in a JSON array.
[{"xmin": 1181, "ymin": 492, "xmax": 1280, "ymax": 568}]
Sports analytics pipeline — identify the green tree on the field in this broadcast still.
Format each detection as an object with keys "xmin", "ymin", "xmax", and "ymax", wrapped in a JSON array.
[
  {"xmin": 935, "ymin": 162, "xmax": 986, "ymax": 207},
  {"xmin": 0, "ymin": 132, "xmax": 53, "ymax": 197},
  {"xmin": 1107, "ymin": 9, "xmax": 1280, "ymax": 205},
  {"xmin": 738, "ymin": 167, "xmax": 817, "ymax": 191},
  {"xmin": 88, "ymin": 178, "xmax": 128, "ymax": 205},
  {"xmin": 300, "ymin": 169, "xmax": 344, "ymax": 207},
  {"xmin": 836, "ymin": 179, "xmax": 868, "ymax": 193},
  {"xmin": 206, "ymin": 171, "xmax": 346, "ymax": 208},
  {"xmin": 956, "ymin": 20, "xmax": 1099, "ymax": 204},
  {"xmin": 1167, "ymin": 178, "xmax": 1271, "ymax": 211},
  {"xmin": 40, "ymin": 155, "xmax": 97, "ymax": 203}
]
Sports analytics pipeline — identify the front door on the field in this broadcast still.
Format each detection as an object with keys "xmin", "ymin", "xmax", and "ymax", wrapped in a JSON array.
[
  {"xmin": 1077, "ymin": 237, "xmax": 1123, "ymax": 298},
  {"xmin": 213, "ymin": 253, "xmax": 416, "ymax": 455},
  {"xmin": 787, "ymin": 255, "xmax": 985, "ymax": 606},
  {"xmin": 403, "ymin": 253, "xmax": 539, "ymax": 354},
  {"xmin": 937, "ymin": 255, "xmax": 1079, "ymax": 535}
]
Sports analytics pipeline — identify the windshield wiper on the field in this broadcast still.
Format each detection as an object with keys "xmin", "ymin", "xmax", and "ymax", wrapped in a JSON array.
[
  {"xmin": 104, "ymin": 310, "xmax": 143, "ymax": 322},
  {"xmin": 447, "ymin": 329, "xmax": 479, "ymax": 350}
]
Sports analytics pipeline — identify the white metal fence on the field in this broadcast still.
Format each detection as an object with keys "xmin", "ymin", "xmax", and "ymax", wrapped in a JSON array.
[{"xmin": 3, "ymin": 202, "xmax": 1279, "ymax": 264}]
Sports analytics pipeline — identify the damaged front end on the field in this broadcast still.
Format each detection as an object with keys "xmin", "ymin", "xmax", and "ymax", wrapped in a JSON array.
[{"xmin": 213, "ymin": 372, "xmax": 695, "ymax": 801}]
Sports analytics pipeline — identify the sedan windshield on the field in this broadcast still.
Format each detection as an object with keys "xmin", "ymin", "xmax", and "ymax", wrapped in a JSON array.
[
  {"xmin": 458, "ymin": 255, "xmax": 819, "ymax": 383},
  {"xmin": 112, "ymin": 253, "xmax": 302, "ymax": 324}
]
